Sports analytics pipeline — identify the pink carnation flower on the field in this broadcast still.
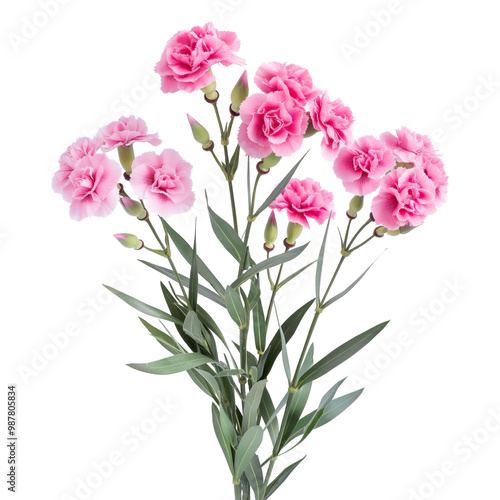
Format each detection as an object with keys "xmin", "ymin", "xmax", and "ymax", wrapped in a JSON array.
[
  {"xmin": 155, "ymin": 23, "xmax": 244, "ymax": 94},
  {"xmin": 52, "ymin": 136, "xmax": 103, "ymax": 202},
  {"xmin": 238, "ymin": 91, "xmax": 308, "ymax": 158},
  {"xmin": 310, "ymin": 93, "xmax": 354, "ymax": 161},
  {"xmin": 381, "ymin": 127, "xmax": 436, "ymax": 167},
  {"xmin": 333, "ymin": 136, "xmax": 395, "ymax": 195},
  {"xmin": 270, "ymin": 178, "xmax": 335, "ymax": 229},
  {"xmin": 130, "ymin": 149, "xmax": 195, "ymax": 217},
  {"xmin": 98, "ymin": 116, "xmax": 161, "ymax": 152},
  {"xmin": 371, "ymin": 167, "xmax": 437, "ymax": 230},
  {"xmin": 255, "ymin": 62, "xmax": 320, "ymax": 106},
  {"xmin": 420, "ymin": 154, "xmax": 448, "ymax": 207},
  {"xmin": 63, "ymin": 154, "xmax": 121, "ymax": 221}
]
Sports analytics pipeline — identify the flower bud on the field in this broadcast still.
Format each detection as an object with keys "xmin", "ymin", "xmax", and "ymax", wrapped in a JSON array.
[
  {"xmin": 346, "ymin": 196, "xmax": 364, "ymax": 219},
  {"xmin": 118, "ymin": 144, "xmax": 135, "ymax": 176},
  {"xmin": 399, "ymin": 224, "xmax": 415, "ymax": 234},
  {"xmin": 284, "ymin": 222, "xmax": 303, "ymax": 247},
  {"xmin": 257, "ymin": 153, "xmax": 281, "ymax": 174},
  {"xmin": 187, "ymin": 114, "xmax": 213, "ymax": 150},
  {"xmin": 201, "ymin": 72, "xmax": 219, "ymax": 102},
  {"xmin": 230, "ymin": 70, "xmax": 249, "ymax": 115},
  {"xmin": 373, "ymin": 226, "xmax": 387, "ymax": 237},
  {"xmin": 119, "ymin": 197, "xmax": 148, "ymax": 220},
  {"xmin": 387, "ymin": 228, "xmax": 400, "ymax": 236},
  {"xmin": 114, "ymin": 233, "xmax": 144, "ymax": 250},
  {"xmin": 264, "ymin": 210, "xmax": 278, "ymax": 251}
]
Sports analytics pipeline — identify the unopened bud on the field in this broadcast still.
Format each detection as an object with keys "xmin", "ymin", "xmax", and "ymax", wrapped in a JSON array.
[
  {"xmin": 284, "ymin": 222, "xmax": 303, "ymax": 247},
  {"xmin": 230, "ymin": 70, "xmax": 249, "ymax": 115},
  {"xmin": 347, "ymin": 196, "xmax": 364, "ymax": 219},
  {"xmin": 114, "ymin": 233, "xmax": 144, "ymax": 250},
  {"xmin": 187, "ymin": 114, "xmax": 212, "ymax": 149},
  {"xmin": 374, "ymin": 226, "xmax": 387, "ymax": 237},
  {"xmin": 257, "ymin": 153, "xmax": 281, "ymax": 174},
  {"xmin": 201, "ymin": 72, "xmax": 219, "ymax": 102},
  {"xmin": 264, "ymin": 210, "xmax": 278, "ymax": 250},
  {"xmin": 119, "ymin": 197, "xmax": 148, "ymax": 220},
  {"xmin": 387, "ymin": 229, "xmax": 400, "ymax": 236},
  {"xmin": 118, "ymin": 144, "xmax": 135, "ymax": 176}
]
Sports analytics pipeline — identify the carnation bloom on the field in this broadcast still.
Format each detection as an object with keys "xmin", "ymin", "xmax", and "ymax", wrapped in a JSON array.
[
  {"xmin": 52, "ymin": 137, "xmax": 103, "ymax": 202},
  {"xmin": 333, "ymin": 136, "xmax": 395, "ymax": 195},
  {"xmin": 310, "ymin": 93, "xmax": 354, "ymax": 161},
  {"xmin": 420, "ymin": 154, "xmax": 448, "ymax": 207},
  {"xmin": 270, "ymin": 178, "xmax": 335, "ymax": 229},
  {"xmin": 380, "ymin": 127, "xmax": 436, "ymax": 167},
  {"xmin": 371, "ymin": 167, "xmax": 437, "ymax": 230},
  {"xmin": 63, "ymin": 154, "xmax": 122, "ymax": 221},
  {"xmin": 255, "ymin": 62, "xmax": 320, "ymax": 106},
  {"xmin": 238, "ymin": 91, "xmax": 308, "ymax": 158},
  {"xmin": 130, "ymin": 149, "xmax": 195, "ymax": 217},
  {"xmin": 155, "ymin": 23, "xmax": 244, "ymax": 94},
  {"xmin": 98, "ymin": 116, "xmax": 161, "ymax": 152}
]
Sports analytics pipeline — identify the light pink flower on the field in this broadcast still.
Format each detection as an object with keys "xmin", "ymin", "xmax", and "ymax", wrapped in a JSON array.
[
  {"xmin": 238, "ymin": 91, "xmax": 308, "ymax": 158},
  {"xmin": 52, "ymin": 137, "xmax": 103, "ymax": 202},
  {"xmin": 155, "ymin": 23, "xmax": 244, "ymax": 94},
  {"xmin": 63, "ymin": 154, "xmax": 121, "ymax": 221},
  {"xmin": 371, "ymin": 167, "xmax": 437, "ymax": 230},
  {"xmin": 380, "ymin": 127, "xmax": 436, "ymax": 167},
  {"xmin": 130, "ymin": 149, "xmax": 195, "ymax": 217},
  {"xmin": 333, "ymin": 136, "xmax": 395, "ymax": 195},
  {"xmin": 310, "ymin": 93, "xmax": 354, "ymax": 161},
  {"xmin": 419, "ymin": 154, "xmax": 448, "ymax": 207},
  {"xmin": 255, "ymin": 62, "xmax": 320, "ymax": 106},
  {"xmin": 97, "ymin": 116, "xmax": 161, "ymax": 152},
  {"xmin": 270, "ymin": 178, "xmax": 335, "ymax": 229}
]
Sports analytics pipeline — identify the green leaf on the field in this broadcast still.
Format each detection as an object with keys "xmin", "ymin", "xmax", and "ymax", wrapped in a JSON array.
[
  {"xmin": 260, "ymin": 389, "xmax": 280, "ymax": 446},
  {"xmin": 140, "ymin": 260, "xmax": 225, "ymax": 307},
  {"xmin": 227, "ymin": 144, "xmax": 241, "ymax": 179},
  {"xmin": 212, "ymin": 404, "xmax": 235, "ymax": 475},
  {"xmin": 220, "ymin": 406, "xmax": 238, "ymax": 448},
  {"xmin": 138, "ymin": 318, "xmax": 183, "ymax": 355},
  {"xmin": 160, "ymin": 218, "xmax": 225, "ymax": 297},
  {"xmin": 258, "ymin": 299, "xmax": 315, "ymax": 380},
  {"xmin": 245, "ymin": 454, "xmax": 264, "ymax": 500},
  {"xmin": 277, "ymin": 261, "xmax": 317, "ymax": 289},
  {"xmin": 248, "ymin": 279, "xmax": 261, "ymax": 310},
  {"xmin": 233, "ymin": 426, "xmax": 264, "ymax": 481},
  {"xmin": 215, "ymin": 368, "xmax": 244, "ymax": 378},
  {"xmin": 104, "ymin": 285, "xmax": 183, "ymax": 325},
  {"xmin": 195, "ymin": 369, "xmax": 221, "ymax": 400},
  {"xmin": 188, "ymin": 369, "xmax": 217, "ymax": 399},
  {"xmin": 225, "ymin": 286, "xmax": 248, "ymax": 329},
  {"xmin": 278, "ymin": 317, "xmax": 291, "ymax": 384},
  {"xmin": 315, "ymin": 215, "xmax": 332, "ymax": 305},
  {"xmin": 297, "ymin": 321, "xmax": 389, "ymax": 388},
  {"xmin": 128, "ymin": 353, "xmax": 213, "ymax": 375},
  {"xmin": 262, "ymin": 393, "xmax": 287, "ymax": 432},
  {"xmin": 253, "ymin": 152, "xmax": 308, "ymax": 218},
  {"xmin": 249, "ymin": 366, "xmax": 258, "ymax": 384},
  {"xmin": 207, "ymin": 200, "xmax": 246, "ymax": 263},
  {"xmin": 231, "ymin": 243, "xmax": 309, "ymax": 290},
  {"xmin": 322, "ymin": 257, "xmax": 381, "ymax": 309},
  {"xmin": 264, "ymin": 456, "xmax": 305, "ymax": 499},
  {"xmin": 183, "ymin": 311, "xmax": 205, "ymax": 345},
  {"xmin": 189, "ymin": 228, "xmax": 198, "ymax": 310},
  {"xmin": 253, "ymin": 299, "xmax": 266, "ymax": 354},
  {"xmin": 242, "ymin": 380, "xmax": 267, "ymax": 432}
]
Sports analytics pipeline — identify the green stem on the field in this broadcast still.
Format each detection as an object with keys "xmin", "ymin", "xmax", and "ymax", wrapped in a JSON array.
[
  {"xmin": 349, "ymin": 234, "xmax": 376, "ymax": 252},
  {"xmin": 234, "ymin": 483, "xmax": 241, "ymax": 500},
  {"xmin": 264, "ymin": 254, "xmax": 287, "ymax": 332},
  {"xmin": 346, "ymin": 218, "xmax": 373, "ymax": 251},
  {"xmin": 263, "ymin": 459, "xmax": 275, "ymax": 496},
  {"xmin": 344, "ymin": 217, "xmax": 352, "ymax": 247},
  {"xmin": 291, "ymin": 311, "xmax": 321, "ymax": 387},
  {"xmin": 320, "ymin": 256, "xmax": 346, "ymax": 306},
  {"xmin": 228, "ymin": 180, "xmax": 239, "ymax": 234},
  {"xmin": 212, "ymin": 102, "xmax": 225, "ymax": 138}
]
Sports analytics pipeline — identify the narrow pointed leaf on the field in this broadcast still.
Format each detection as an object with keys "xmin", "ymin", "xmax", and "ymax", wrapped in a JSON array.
[
  {"xmin": 264, "ymin": 456, "xmax": 306, "ymax": 499},
  {"xmin": 233, "ymin": 426, "xmax": 264, "ymax": 481},
  {"xmin": 212, "ymin": 404, "xmax": 235, "ymax": 474},
  {"xmin": 231, "ymin": 244, "xmax": 309, "ymax": 290},
  {"xmin": 189, "ymin": 229, "xmax": 198, "ymax": 310},
  {"xmin": 315, "ymin": 215, "xmax": 332, "ymax": 305},
  {"xmin": 248, "ymin": 279, "xmax": 261, "ymax": 310},
  {"xmin": 228, "ymin": 144, "xmax": 240, "ymax": 178},
  {"xmin": 104, "ymin": 285, "xmax": 182, "ymax": 325},
  {"xmin": 242, "ymin": 380, "xmax": 267, "ymax": 432},
  {"xmin": 215, "ymin": 368, "xmax": 244, "ymax": 378},
  {"xmin": 220, "ymin": 406, "xmax": 238, "ymax": 448},
  {"xmin": 260, "ymin": 389, "xmax": 281, "ymax": 446},
  {"xmin": 225, "ymin": 286, "xmax": 248, "ymax": 329},
  {"xmin": 196, "ymin": 369, "xmax": 221, "ymax": 400},
  {"xmin": 245, "ymin": 454, "xmax": 264, "ymax": 500},
  {"xmin": 253, "ymin": 152, "xmax": 308, "ymax": 218},
  {"xmin": 128, "ymin": 353, "xmax": 213, "ymax": 375},
  {"xmin": 262, "ymin": 393, "xmax": 287, "ymax": 432},
  {"xmin": 183, "ymin": 310, "xmax": 205, "ymax": 345},
  {"xmin": 297, "ymin": 321, "xmax": 389, "ymax": 388},
  {"xmin": 279, "ymin": 319, "xmax": 291, "ymax": 384},
  {"xmin": 139, "ymin": 318, "xmax": 183, "ymax": 355},
  {"xmin": 277, "ymin": 261, "xmax": 317, "ymax": 289},
  {"xmin": 253, "ymin": 300, "xmax": 266, "ymax": 354}
]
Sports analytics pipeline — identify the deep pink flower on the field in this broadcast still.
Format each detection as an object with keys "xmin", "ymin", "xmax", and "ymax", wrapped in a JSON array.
[
  {"xmin": 419, "ymin": 154, "xmax": 448, "ymax": 207},
  {"xmin": 155, "ymin": 23, "xmax": 244, "ymax": 94},
  {"xmin": 371, "ymin": 167, "xmax": 437, "ymax": 230},
  {"xmin": 381, "ymin": 127, "xmax": 436, "ymax": 167},
  {"xmin": 97, "ymin": 116, "xmax": 161, "ymax": 152},
  {"xmin": 255, "ymin": 62, "xmax": 320, "ymax": 106},
  {"xmin": 238, "ymin": 91, "xmax": 308, "ymax": 158},
  {"xmin": 270, "ymin": 178, "xmax": 335, "ymax": 229},
  {"xmin": 310, "ymin": 93, "xmax": 354, "ymax": 161},
  {"xmin": 63, "ymin": 154, "xmax": 121, "ymax": 221},
  {"xmin": 333, "ymin": 136, "xmax": 395, "ymax": 195},
  {"xmin": 52, "ymin": 137, "xmax": 103, "ymax": 202},
  {"xmin": 130, "ymin": 149, "xmax": 195, "ymax": 217}
]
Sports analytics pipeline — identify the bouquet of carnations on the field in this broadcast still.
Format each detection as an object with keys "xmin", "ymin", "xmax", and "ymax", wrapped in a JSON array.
[{"xmin": 52, "ymin": 22, "xmax": 447, "ymax": 500}]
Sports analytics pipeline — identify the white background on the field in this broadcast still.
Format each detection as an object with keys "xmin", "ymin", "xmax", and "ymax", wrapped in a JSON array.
[{"xmin": 2, "ymin": 1, "xmax": 500, "ymax": 499}]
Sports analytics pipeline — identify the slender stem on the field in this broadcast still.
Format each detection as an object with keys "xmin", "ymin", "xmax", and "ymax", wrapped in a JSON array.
[
  {"xmin": 320, "ymin": 256, "xmax": 346, "ymax": 306},
  {"xmin": 227, "ymin": 115, "xmax": 235, "ymax": 137},
  {"xmin": 234, "ymin": 483, "xmax": 241, "ymax": 500},
  {"xmin": 349, "ymin": 234, "xmax": 376, "ymax": 252},
  {"xmin": 264, "ymin": 254, "xmax": 287, "ymax": 331},
  {"xmin": 344, "ymin": 218, "xmax": 352, "ymax": 247},
  {"xmin": 291, "ymin": 311, "xmax": 321, "ymax": 387},
  {"xmin": 263, "ymin": 460, "xmax": 275, "ymax": 496},
  {"xmin": 212, "ymin": 102, "xmax": 225, "ymax": 137},
  {"xmin": 228, "ymin": 180, "xmax": 239, "ymax": 234},
  {"xmin": 240, "ymin": 327, "xmax": 248, "ymax": 409},
  {"xmin": 346, "ymin": 218, "xmax": 373, "ymax": 251}
]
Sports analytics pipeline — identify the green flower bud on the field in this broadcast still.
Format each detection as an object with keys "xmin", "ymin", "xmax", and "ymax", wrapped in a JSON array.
[
  {"xmin": 114, "ymin": 233, "xmax": 144, "ymax": 250},
  {"xmin": 201, "ymin": 72, "xmax": 218, "ymax": 102},
  {"xmin": 347, "ymin": 196, "xmax": 364, "ymax": 219},
  {"xmin": 118, "ymin": 144, "xmax": 135, "ymax": 176},
  {"xmin": 186, "ymin": 114, "xmax": 213, "ymax": 150},
  {"xmin": 257, "ymin": 153, "xmax": 281, "ymax": 173},
  {"xmin": 284, "ymin": 222, "xmax": 303, "ymax": 247},
  {"xmin": 264, "ymin": 210, "xmax": 278, "ymax": 251},
  {"xmin": 230, "ymin": 70, "xmax": 249, "ymax": 115},
  {"xmin": 374, "ymin": 226, "xmax": 387, "ymax": 237},
  {"xmin": 387, "ymin": 229, "xmax": 401, "ymax": 236},
  {"xmin": 119, "ymin": 197, "xmax": 148, "ymax": 220}
]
